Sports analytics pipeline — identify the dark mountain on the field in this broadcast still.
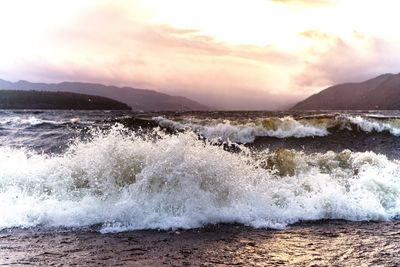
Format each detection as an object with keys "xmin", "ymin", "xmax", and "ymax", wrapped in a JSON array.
[
  {"xmin": 0, "ymin": 90, "xmax": 130, "ymax": 110},
  {"xmin": 0, "ymin": 79, "xmax": 208, "ymax": 111},
  {"xmin": 292, "ymin": 73, "xmax": 400, "ymax": 110}
]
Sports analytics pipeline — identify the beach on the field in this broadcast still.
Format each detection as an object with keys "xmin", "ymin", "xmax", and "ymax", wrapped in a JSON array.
[{"xmin": 1, "ymin": 221, "xmax": 399, "ymax": 266}]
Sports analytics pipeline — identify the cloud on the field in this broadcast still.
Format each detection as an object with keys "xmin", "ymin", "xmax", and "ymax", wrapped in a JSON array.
[
  {"xmin": 292, "ymin": 30, "xmax": 400, "ymax": 91},
  {"xmin": 49, "ymin": 6, "xmax": 294, "ymax": 65},
  {"xmin": 272, "ymin": 0, "xmax": 333, "ymax": 7},
  {"xmin": 300, "ymin": 30, "xmax": 332, "ymax": 40},
  {"xmin": 0, "ymin": 2, "xmax": 297, "ymax": 110},
  {"xmin": 2, "ymin": 0, "xmax": 398, "ymax": 109}
]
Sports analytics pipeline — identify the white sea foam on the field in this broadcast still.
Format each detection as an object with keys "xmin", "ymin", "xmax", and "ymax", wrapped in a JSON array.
[
  {"xmin": 347, "ymin": 116, "xmax": 400, "ymax": 136},
  {"xmin": 153, "ymin": 116, "xmax": 329, "ymax": 143},
  {"xmin": 0, "ymin": 116, "xmax": 67, "ymax": 127},
  {"xmin": 0, "ymin": 125, "xmax": 399, "ymax": 233},
  {"xmin": 154, "ymin": 116, "xmax": 400, "ymax": 143}
]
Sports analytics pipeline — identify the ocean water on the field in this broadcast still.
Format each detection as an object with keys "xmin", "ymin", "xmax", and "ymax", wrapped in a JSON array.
[{"xmin": 1, "ymin": 110, "xmax": 400, "ymax": 233}]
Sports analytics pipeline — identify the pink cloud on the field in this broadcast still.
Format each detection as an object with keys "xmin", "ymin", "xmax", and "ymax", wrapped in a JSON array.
[
  {"xmin": 293, "ymin": 31, "xmax": 400, "ymax": 91},
  {"xmin": 272, "ymin": 0, "xmax": 333, "ymax": 7}
]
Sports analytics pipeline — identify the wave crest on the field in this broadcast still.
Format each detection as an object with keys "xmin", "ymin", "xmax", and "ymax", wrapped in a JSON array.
[
  {"xmin": 0, "ymin": 125, "xmax": 399, "ymax": 232},
  {"xmin": 153, "ymin": 115, "xmax": 400, "ymax": 143}
]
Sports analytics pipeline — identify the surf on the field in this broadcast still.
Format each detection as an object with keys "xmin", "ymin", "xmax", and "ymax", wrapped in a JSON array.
[
  {"xmin": 0, "ymin": 124, "xmax": 399, "ymax": 233},
  {"xmin": 153, "ymin": 114, "xmax": 400, "ymax": 143}
]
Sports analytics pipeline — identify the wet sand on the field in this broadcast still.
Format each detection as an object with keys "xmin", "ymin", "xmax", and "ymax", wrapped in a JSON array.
[{"xmin": 1, "ymin": 220, "xmax": 399, "ymax": 266}]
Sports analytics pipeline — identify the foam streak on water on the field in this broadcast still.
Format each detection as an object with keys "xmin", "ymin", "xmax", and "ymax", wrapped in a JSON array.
[{"xmin": 0, "ymin": 125, "xmax": 399, "ymax": 233}]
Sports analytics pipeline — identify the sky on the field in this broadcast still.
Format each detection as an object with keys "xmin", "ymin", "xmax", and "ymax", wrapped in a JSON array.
[{"xmin": 0, "ymin": 0, "xmax": 399, "ymax": 110}]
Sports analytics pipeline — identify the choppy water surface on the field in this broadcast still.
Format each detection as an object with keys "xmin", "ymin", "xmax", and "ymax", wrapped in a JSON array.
[{"xmin": 1, "ymin": 109, "xmax": 400, "ymax": 233}]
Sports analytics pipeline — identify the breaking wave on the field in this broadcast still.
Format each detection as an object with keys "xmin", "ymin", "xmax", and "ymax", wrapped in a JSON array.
[
  {"xmin": 0, "ymin": 116, "xmax": 79, "ymax": 127},
  {"xmin": 153, "ymin": 115, "xmax": 400, "ymax": 143},
  {"xmin": 0, "ymin": 125, "xmax": 399, "ymax": 233},
  {"xmin": 154, "ymin": 116, "xmax": 329, "ymax": 143}
]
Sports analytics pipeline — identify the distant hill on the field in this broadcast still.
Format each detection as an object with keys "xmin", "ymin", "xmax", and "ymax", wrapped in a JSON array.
[
  {"xmin": 292, "ymin": 73, "xmax": 400, "ymax": 110},
  {"xmin": 0, "ymin": 79, "xmax": 208, "ymax": 111},
  {"xmin": 0, "ymin": 90, "xmax": 130, "ymax": 110}
]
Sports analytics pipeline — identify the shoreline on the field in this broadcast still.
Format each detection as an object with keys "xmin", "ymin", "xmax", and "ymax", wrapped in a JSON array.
[{"xmin": 1, "ymin": 220, "xmax": 399, "ymax": 266}]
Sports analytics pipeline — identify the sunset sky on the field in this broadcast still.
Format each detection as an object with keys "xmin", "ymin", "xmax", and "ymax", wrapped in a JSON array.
[{"xmin": 0, "ymin": 0, "xmax": 399, "ymax": 109}]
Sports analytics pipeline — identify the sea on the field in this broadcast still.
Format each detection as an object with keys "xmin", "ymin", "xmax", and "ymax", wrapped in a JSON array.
[{"xmin": 0, "ymin": 109, "xmax": 400, "ymax": 265}]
